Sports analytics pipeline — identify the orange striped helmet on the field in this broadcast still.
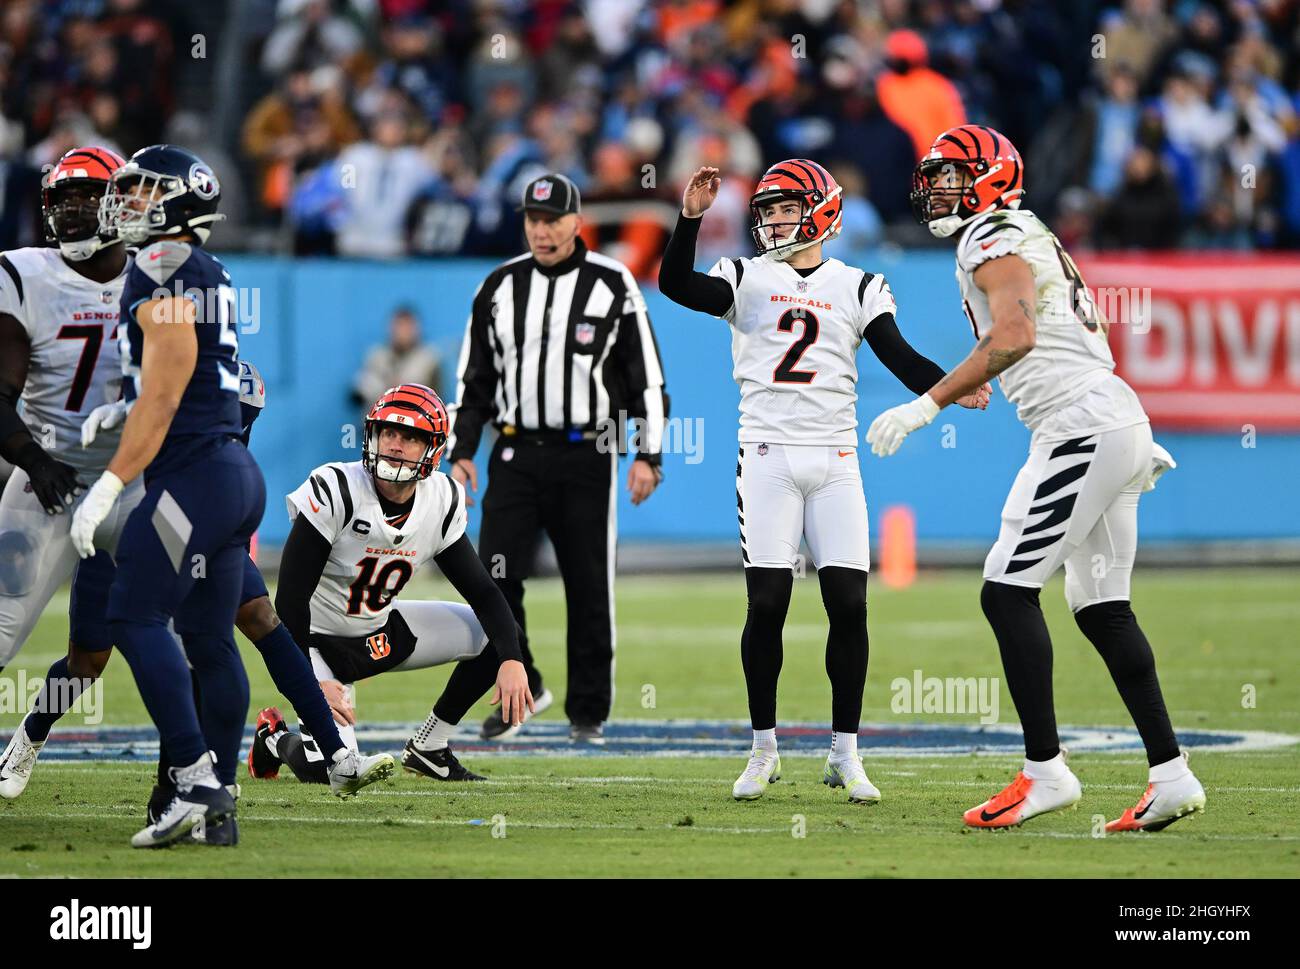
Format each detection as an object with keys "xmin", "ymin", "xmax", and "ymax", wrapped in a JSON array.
[
  {"xmin": 41, "ymin": 145, "xmax": 125, "ymax": 260},
  {"xmin": 749, "ymin": 158, "xmax": 842, "ymax": 259},
  {"xmin": 910, "ymin": 125, "xmax": 1024, "ymax": 238},
  {"xmin": 363, "ymin": 383, "xmax": 450, "ymax": 482}
]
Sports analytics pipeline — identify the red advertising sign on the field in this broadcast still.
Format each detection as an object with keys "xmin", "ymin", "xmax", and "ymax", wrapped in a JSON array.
[{"xmin": 1076, "ymin": 254, "xmax": 1300, "ymax": 431}]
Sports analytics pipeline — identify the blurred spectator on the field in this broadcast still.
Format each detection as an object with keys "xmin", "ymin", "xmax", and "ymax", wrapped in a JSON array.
[
  {"xmin": 332, "ymin": 110, "xmax": 434, "ymax": 258},
  {"xmin": 826, "ymin": 73, "xmax": 916, "ymax": 224},
  {"xmin": 876, "ymin": 29, "xmax": 965, "ymax": 159},
  {"xmin": 829, "ymin": 163, "xmax": 883, "ymax": 250},
  {"xmin": 1098, "ymin": 146, "xmax": 1182, "ymax": 249},
  {"xmin": 1088, "ymin": 64, "xmax": 1141, "ymax": 197},
  {"xmin": 1098, "ymin": 0, "xmax": 1179, "ymax": 88},
  {"xmin": 261, "ymin": 0, "xmax": 367, "ymax": 79},
  {"xmin": 578, "ymin": 140, "xmax": 676, "ymax": 279},
  {"xmin": 351, "ymin": 305, "xmax": 444, "ymax": 412},
  {"xmin": 1053, "ymin": 186, "xmax": 1098, "ymax": 252}
]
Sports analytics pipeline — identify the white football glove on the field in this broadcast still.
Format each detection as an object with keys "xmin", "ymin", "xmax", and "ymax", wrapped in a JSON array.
[
  {"xmin": 1144, "ymin": 442, "xmax": 1177, "ymax": 492},
  {"xmin": 70, "ymin": 471, "xmax": 124, "ymax": 558},
  {"xmin": 865, "ymin": 394, "xmax": 941, "ymax": 457},
  {"xmin": 81, "ymin": 400, "xmax": 131, "ymax": 448}
]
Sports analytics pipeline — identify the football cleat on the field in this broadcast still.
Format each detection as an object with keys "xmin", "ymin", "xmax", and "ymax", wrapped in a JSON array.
[
  {"xmin": 247, "ymin": 706, "xmax": 286, "ymax": 780},
  {"xmin": 822, "ymin": 755, "xmax": 882, "ymax": 803},
  {"xmin": 0, "ymin": 725, "xmax": 44, "ymax": 800},
  {"xmin": 132, "ymin": 784, "xmax": 236, "ymax": 849},
  {"xmin": 328, "ymin": 748, "xmax": 396, "ymax": 798},
  {"xmin": 401, "ymin": 741, "xmax": 485, "ymax": 781},
  {"xmin": 569, "ymin": 722, "xmax": 605, "ymax": 745},
  {"xmin": 480, "ymin": 687, "xmax": 553, "ymax": 741},
  {"xmin": 1106, "ymin": 769, "xmax": 1206, "ymax": 833},
  {"xmin": 732, "ymin": 749, "xmax": 781, "ymax": 801},
  {"xmin": 963, "ymin": 768, "xmax": 1082, "ymax": 829}
]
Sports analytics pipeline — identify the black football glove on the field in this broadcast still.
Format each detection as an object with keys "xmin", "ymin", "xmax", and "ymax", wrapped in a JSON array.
[{"xmin": 17, "ymin": 442, "xmax": 83, "ymax": 514}]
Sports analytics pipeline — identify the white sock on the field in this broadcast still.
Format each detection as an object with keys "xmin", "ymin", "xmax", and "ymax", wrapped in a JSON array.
[
  {"xmin": 1149, "ymin": 753, "xmax": 1190, "ymax": 783},
  {"xmin": 752, "ymin": 728, "xmax": 777, "ymax": 752},
  {"xmin": 829, "ymin": 731, "xmax": 858, "ymax": 759},
  {"xmin": 414, "ymin": 712, "xmax": 456, "ymax": 751},
  {"xmin": 1024, "ymin": 752, "xmax": 1068, "ymax": 781}
]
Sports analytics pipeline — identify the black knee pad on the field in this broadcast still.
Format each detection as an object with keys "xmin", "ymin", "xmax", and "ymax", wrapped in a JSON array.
[
  {"xmin": 745, "ymin": 567, "xmax": 793, "ymax": 623},
  {"xmin": 817, "ymin": 566, "xmax": 867, "ymax": 626}
]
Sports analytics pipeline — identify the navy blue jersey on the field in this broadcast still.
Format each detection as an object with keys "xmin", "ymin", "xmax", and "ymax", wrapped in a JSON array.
[{"xmin": 119, "ymin": 239, "xmax": 242, "ymax": 474}]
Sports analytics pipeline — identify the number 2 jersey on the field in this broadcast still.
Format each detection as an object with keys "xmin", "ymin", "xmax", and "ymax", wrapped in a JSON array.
[
  {"xmin": 286, "ymin": 461, "xmax": 469, "ymax": 638},
  {"xmin": 119, "ymin": 239, "xmax": 243, "ymax": 475},
  {"xmin": 0, "ymin": 247, "xmax": 130, "ymax": 475},
  {"xmin": 954, "ymin": 207, "xmax": 1146, "ymax": 439},
  {"xmin": 707, "ymin": 254, "xmax": 899, "ymax": 446}
]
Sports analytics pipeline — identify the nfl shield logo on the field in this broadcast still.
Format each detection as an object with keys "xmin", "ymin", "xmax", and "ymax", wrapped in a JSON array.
[
  {"xmin": 796, "ymin": 280, "xmax": 808, "ymax": 293},
  {"xmin": 757, "ymin": 443, "xmax": 768, "ymax": 456},
  {"xmin": 532, "ymin": 179, "xmax": 553, "ymax": 201},
  {"xmin": 575, "ymin": 322, "xmax": 596, "ymax": 345},
  {"xmin": 101, "ymin": 290, "xmax": 114, "ymax": 303}
]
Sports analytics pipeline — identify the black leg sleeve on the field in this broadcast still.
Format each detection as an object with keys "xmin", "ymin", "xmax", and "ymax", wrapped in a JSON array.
[
  {"xmin": 818, "ymin": 566, "xmax": 869, "ymax": 734},
  {"xmin": 741, "ymin": 567, "xmax": 793, "ymax": 730},
  {"xmin": 276, "ymin": 731, "xmax": 331, "ymax": 785},
  {"xmin": 980, "ymin": 580, "xmax": 1060, "ymax": 762},
  {"xmin": 433, "ymin": 642, "xmax": 505, "ymax": 725},
  {"xmin": 1074, "ymin": 601, "xmax": 1180, "ymax": 767}
]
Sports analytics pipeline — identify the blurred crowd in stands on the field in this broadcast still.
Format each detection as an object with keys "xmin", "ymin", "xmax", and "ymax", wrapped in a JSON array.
[{"xmin": 2, "ymin": 0, "xmax": 1299, "ymax": 271}]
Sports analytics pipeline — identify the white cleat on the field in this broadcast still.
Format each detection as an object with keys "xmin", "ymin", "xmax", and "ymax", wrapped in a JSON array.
[
  {"xmin": 328, "ymin": 748, "xmax": 396, "ymax": 799},
  {"xmin": 0, "ymin": 726, "xmax": 44, "ymax": 800},
  {"xmin": 822, "ymin": 755, "xmax": 882, "ymax": 803},
  {"xmin": 732, "ymin": 748, "xmax": 781, "ymax": 801},
  {"xmin": 964, "ymin": 767, "xmax": 1082, "ymax": 828},
  {"xmin": 1107, "ymin": 756, "xmax": 1206, "ymax": 833}
]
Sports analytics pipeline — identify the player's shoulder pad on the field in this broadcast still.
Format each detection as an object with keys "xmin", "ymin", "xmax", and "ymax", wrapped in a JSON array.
[
  {"xmin": 430, "ymin": 471, "xmax": 466, "ymax": 541},
  {"xmin": 856, "ymin": 268, "xmax": 896, "ymax": 318},
  {"xmin": 306, "ymin": 461, "xmax": 358, "ymax": 528},
  {"xmin": 956, "ymin": 209, "xmax": 1030, "ymax": 271},
  {"xmin": 707, "ymin": 256, "xmax": 747, "ymax": 290},
  {"xmin": 0, "ymin": 251, "xmax": 25, "ymax": 310},
  {"xmin": 134, "ymin": 239, "xmax": 195, "ymax": 287}
]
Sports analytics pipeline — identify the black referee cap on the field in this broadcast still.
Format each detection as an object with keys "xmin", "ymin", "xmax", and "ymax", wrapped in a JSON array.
[{"xmin": 519, "ymin": 173, "xmax": 581, "ymax": 215}]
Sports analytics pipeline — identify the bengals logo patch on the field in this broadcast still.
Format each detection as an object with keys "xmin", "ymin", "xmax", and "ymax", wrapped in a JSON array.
[{"xmin": 367, "ymin": 633, "xmax": 391, "ymax": 661}]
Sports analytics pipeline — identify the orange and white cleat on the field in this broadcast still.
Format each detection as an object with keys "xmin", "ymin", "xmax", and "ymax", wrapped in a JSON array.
[
  {"xmin": 1106, "ymin": 758, "xmax": 1205, "ymax": 833},
  {"xmin": 963, "ymin": 766, "xmax": 1082, "ymax": 829}
]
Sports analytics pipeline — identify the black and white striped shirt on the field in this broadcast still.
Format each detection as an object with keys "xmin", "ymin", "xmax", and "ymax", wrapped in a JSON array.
[{"xmin": 447, "ymin": 238, "xmax": 667, "ymax": 463}]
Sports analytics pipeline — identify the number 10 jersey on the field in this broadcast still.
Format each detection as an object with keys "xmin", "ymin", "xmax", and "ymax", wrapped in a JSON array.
[
  {"xmin": 707, "ymin": 254, "xmax": 898, "ymax": 446},
  {"xmin": 286, "ymin": 461, "xmax": 468, "ymax": 639}
]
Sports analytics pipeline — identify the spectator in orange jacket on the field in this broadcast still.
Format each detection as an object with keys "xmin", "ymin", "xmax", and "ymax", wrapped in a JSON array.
[{"xmin": 876, "ymin": 29, "xmax": 966, "ymax": 160}]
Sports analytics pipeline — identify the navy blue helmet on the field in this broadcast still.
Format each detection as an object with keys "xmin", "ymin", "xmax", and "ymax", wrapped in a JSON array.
[{"xmin": 97, "ymin": 144, "xmax": 224, "ymax": 246}]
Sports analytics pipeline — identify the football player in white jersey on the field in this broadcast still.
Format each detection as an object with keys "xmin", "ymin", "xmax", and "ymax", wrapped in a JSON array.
[
  {"xmin": 0, "ymin": 147, "xmax": 145, "ymax": 766},
  {"xmin": 660, "ymin": 160, "xmax": 989, "ymax": 804},
  {"xmin": 247, "ymin": 383, "xmax": 533, "ymax": 784},
  {"xmin": 867, "ymin": 124, "xmax": 1205, "ymax": 832}
]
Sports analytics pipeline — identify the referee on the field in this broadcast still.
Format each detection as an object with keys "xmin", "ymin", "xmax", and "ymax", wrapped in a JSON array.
[{"xmin": 448, "ymin": 172, "xmax": 668, "ymax": 744}]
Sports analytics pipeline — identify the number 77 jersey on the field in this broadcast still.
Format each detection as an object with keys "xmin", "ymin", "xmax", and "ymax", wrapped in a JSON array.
[
  {"xmin": 0, "ymin": 247, "xmax": 130, "ymax": 475},
  {"xmin": 954, "ymin": 207, "xmax": 1138, "ymax": 432},
  {"xmin": 707, "ymin": 254, "xmax": 897, "ymax": 446},
  {"xmin": 286, "ymin": 461, "xmax": 468, "ymax": 638}
]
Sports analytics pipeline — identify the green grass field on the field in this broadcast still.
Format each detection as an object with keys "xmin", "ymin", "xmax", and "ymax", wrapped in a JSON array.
[{"xmin": 2, "ymin": 568, "xmax": 1297, "ymax": 878}]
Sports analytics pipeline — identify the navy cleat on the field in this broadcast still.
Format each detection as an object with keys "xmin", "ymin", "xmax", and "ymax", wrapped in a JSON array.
[{"xmin": 132, "ymin": 783, "xmax": 236, "ymax": 848}]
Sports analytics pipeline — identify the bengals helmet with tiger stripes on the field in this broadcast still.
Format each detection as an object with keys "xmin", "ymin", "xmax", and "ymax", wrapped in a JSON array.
[
  {"xmin": 41, "ymin": 146, "xmax": 125, "ymax": 261},
  {"xmin": 911, "ymin": 125, "xmax": 1024, "ymax": 238},
  {"xmin": 749, "ymin": 158, "xmax": 843, "ymax": 260},
  {"xmin": 363, "ymin": 384, "xmax": 450, "ymax": 483}
]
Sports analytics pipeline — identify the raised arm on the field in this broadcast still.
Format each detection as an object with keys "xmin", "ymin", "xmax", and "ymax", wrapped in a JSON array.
[{"xmin": 657, "ymin": 166, "xmax": 735, "ymax": 316}]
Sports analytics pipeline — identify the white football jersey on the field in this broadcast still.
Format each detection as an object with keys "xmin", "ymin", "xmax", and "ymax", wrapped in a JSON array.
[
  {"xmin": 955, "ymin": 208, "xmax": 1146, "ymax": 436},
  {"xmin": 708, "ymin": 254, "xmax": 898, "ymax": 446},
  {"xmin": 286, "ymin": 461, "xmax": 468, "ymax": 638},
  {"xmin": 0, "ymin": 247, "xmax": 130, "ymax": 474}
]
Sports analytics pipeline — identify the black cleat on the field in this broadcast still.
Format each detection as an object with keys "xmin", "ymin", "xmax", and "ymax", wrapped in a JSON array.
[
  {"xmin": 248, "ymin": 706, "xmax": 286, "ymax": 780},
  {"xmin": 401, "ymin": 741, "xmax": 486, "ymax": 781},
  {"xmin": 480, "ymin": 686, "xmax": 552, "ymax": 740},
  {"xmin": 569, "ymin": 722, "xmax": 605, "ymax": 745}
]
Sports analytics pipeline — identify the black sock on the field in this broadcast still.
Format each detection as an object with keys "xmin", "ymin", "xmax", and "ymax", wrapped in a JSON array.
[
  {"xmin": 980, "ymin": 580, "xmax": 1060, "ymax": 762},
  {"xmin": 433, "ymin": 643, "xmax": 502, "ymax": 724},
  {"xmin": 1074, "ymin": 600, "xmax": 1180, "ymax": 767},
  {"xmin": 276, "ymin": 731, "xmax": 330, "ymax": 785},
  {"xmin": 819, "ymin": 566, "xmax": 868, "ymax": 734},
  {"xmin": 740, "ymin": 567, "xmax": 792, "ymax": 730}
]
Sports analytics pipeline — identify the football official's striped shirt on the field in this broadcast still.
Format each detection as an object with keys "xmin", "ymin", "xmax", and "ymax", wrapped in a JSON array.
[{"xmin": 447, "ymin": 238, "xmax": 667, "ymax": 462}]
